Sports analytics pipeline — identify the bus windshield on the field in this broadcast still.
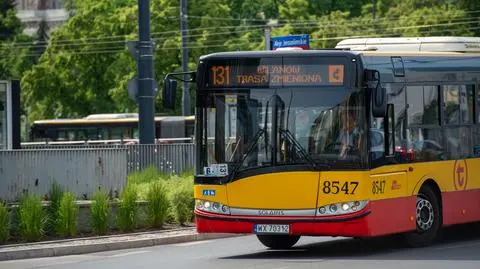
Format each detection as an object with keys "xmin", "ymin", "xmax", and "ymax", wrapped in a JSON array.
[{"xmin": 198, "ymin": 87, "xmax": 367, "ymax": 176}]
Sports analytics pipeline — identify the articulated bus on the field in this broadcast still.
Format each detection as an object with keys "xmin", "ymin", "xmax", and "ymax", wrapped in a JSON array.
[
  {"xmin": 163, "ymin": 36, "xmax": 480, "ymax": 249},
  {"xmin": 28, "ymin": 113, "xmax": 195, "ymax": 145}
]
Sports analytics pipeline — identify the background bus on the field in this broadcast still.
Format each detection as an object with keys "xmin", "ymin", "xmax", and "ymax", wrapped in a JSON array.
[{"xmin": 27, "ymin": 113, "xmax": 195, "ymax": 146}]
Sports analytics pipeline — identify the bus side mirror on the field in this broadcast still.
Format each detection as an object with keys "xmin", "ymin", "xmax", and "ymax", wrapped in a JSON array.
[
  {"xmin": 163, "ymin": 78, "xmax": 177, "ymax": 110},
  {"xmin": 366, "ymin": 69, "xmax": 386, "ymax": 118}
]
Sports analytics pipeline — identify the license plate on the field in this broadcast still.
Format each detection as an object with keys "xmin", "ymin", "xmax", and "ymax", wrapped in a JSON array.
[{"xmin": 253, "ymin": 224, "xmax": 290, "ymax": 234}]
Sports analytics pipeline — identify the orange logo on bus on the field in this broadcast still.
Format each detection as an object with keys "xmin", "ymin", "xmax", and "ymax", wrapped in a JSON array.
[
  {"xmin": 454, "ymin": 160, "xmax": 468, "ymax": 190},
  {"xmin": 328, "ymin": 65, "xmax": 344, "ymax": 84}
]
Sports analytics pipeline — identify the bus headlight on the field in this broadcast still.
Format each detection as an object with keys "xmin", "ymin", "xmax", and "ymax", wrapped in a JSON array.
[
  {"xmin": 318, "ymin": 201, "xmax": 368, "ymax": 216},
  {"xmin": 195, "ymin": 199, "xmax": 230, "ymax": 215}
]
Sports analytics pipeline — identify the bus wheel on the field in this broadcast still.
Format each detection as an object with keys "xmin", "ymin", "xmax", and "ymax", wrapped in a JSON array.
[
  {"xmin": 256, "ymin": 235, "xmax": 300, "ymax": 249},
  {"xmin": 404, "ymin": 186, "xmax": 441, "ymax": 247}
]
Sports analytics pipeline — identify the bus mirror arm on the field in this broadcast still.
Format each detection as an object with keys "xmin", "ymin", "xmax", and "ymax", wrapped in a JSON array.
[
  {"xmin": 365, "ymin": 69, "xmax": 386, "ymax": 118},
  {"xmin": 162, "ymin": 72, "xmax": 196, "ymax": 110}
]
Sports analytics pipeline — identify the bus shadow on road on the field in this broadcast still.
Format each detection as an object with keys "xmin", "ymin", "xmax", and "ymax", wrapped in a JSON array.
[{"xmin": 220, "ymin": 223, "xmax": 480, "ymax": 261}]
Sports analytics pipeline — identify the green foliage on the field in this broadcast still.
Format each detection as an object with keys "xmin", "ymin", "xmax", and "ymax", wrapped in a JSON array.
[
  {"xmin": 385, "ymin": 5, "xmax": 474, "ymax": 37},
  {"xmin": 128, "ymin": 166, "xmax": 194, "ymax": 226},
  {"xmin": 128, "ymin": 166, "xmax": 167, "ymax": 200},
  {"xmin": 9, "ymin": 0, "xmax": 479, "ymax": 125},
  {"xmin": 0, "ymin": 201, "xmax": 10, "ymax": 244},
  {"xmin": 18, "ymin": 193, "xmax": 46, "ymax": 242},
  {"xmin": 0, "ymin": 0, "xmax": 34, "ymax": 80},
  {"xmin": 56, "ymin": 192, "xmax": 78, "ymax": 237},
  {"xmin": 128, "ymin": 165, "xmax": 165, "ymax": 185},
  {"xmin": 169, "ymin": 175, "xmax": 194, "ymax": 225},
  {"xmin": 117, "ymin": 184, "xmax": 138, "ymax": 231},
  {"xmin": 147, "ymin": 181, "xmax": 170, "ymax": 228},
  {"xmin": 46, "ymin": 182, "xmax": 64, "ymax": 235},
  {"xmin": 0, "ymin": 0, "xmax": 23, "ymax": 41},
  {"xmin": 91, "ymin": 189, "xmax": 110, "ymax": 234}
]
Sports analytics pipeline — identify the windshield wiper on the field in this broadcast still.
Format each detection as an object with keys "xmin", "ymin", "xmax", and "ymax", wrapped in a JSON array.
[
  {"xmin": 279, "ymin": 128, "xmax": 318, "ymax": 170},
  {"xmin": 228, "ymin": 127, "xmax": 267, "ymax": 181}
]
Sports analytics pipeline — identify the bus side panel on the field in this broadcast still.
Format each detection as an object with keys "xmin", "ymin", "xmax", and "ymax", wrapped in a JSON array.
[
  {"xmin": 366, "ymin": 165, "xmax": 416, "ymax": 236},
  {"xmin": 408, "ymin": 160, "xmax": 480, "ymax": 227},
  {"xmin": 443, "ymin": 158, "xmax": 480, "ymax": 226},
  {"xmin": 365, "ymin": 197, "xmax": 416, "ymax": 236}
]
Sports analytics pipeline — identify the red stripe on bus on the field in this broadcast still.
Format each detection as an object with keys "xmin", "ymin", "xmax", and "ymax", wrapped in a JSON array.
[
  {"xmin": 195, "ymin": 196, "xmax": 417, "ymax": 237},
  {"xmin": 442, "ymin": 189, "xmax": 480, "ymax": 226}
]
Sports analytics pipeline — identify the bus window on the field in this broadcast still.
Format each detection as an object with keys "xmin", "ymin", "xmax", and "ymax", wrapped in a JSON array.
[
  {"xmin": 407, "ymin": 85, "xmax": 442, "ymax": 162},
  {"xmin": 445, "ymin": 127, "xmax": 472, "ymax": 159},
  {"xmin": 108, "ymin": 128, "xmax": 124, "ymax": 140},
  {"xmin": 407, "ymin": 86, "xmax": 424, "ymax": 125},
  {"xmin": 443, "ymin": 85, "xmax": 473, "ymax": 124},
  {"xmin": 423, "ymin": 86, "xmax": 439, "ymax": 125}
]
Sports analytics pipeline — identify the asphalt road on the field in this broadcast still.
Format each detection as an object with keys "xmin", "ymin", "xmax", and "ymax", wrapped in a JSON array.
[{"xmin": 2, "ymin": 223, "xmax": 480, "ymax": 269}]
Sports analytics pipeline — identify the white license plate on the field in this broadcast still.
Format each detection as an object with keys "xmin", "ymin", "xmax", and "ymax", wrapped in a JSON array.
[{"xmin": 254, "ymin": 224, "xmax": 290, "ymax": 234}]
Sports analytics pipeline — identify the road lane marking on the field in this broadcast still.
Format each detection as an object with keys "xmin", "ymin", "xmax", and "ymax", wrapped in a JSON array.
[
  {"xmin": 173, "ymin": 240, "xmax": 212, "ymax": 247},
  {"xmin": 34, "ymin": 260, "xmax": 82, "ymax": 268},
  {"xmin": 109, "ymin": 250, "xmax": 151, "ymax": 257}
]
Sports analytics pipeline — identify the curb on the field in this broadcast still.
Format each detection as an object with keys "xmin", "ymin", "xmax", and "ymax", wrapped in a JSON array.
[
  {"xmin": 0, "ymin": 232, "xmax": 243, "ymax": 261},
  {"xmin": 1, "ymin": 227, "xmax": 195, "ymax": 248}
]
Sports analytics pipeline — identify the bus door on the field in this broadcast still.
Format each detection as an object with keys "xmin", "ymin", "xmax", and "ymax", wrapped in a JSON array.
[{"xmin": 368, "ymin": 57, "xmax": 414, "ymax": 235}]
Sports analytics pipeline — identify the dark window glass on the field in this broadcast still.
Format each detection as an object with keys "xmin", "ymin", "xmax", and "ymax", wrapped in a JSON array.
[
  {"xmin": 443, "ymin": 85, "xmax": 473, "ymax": 124},
  {"xmin": 445, "ymin": 127, "xmax": 473, "ymax": 159},
  {"xmin": 472, "ymin": 126, "xmax": 480, "ymax": 157},
  {"xmin": 407, "ymin": 86, "xmax": 423, "ymax": 125},
  {"xmin": 408, "ymin": 127, "xmax": 444, "ymax": 162},
  {"xmin": 443, "ymin": 85, "xmax": 460, "ymax": 124},
  {"xmin": 423, "ymin": 86, "xmax": 439, "ymax": 125},
  {"xmin": 371, "ymin": 83, "xmax": 407, "ymax": 161},
  {"xmin": 476, "ymin": 85, "xmax": 480, "ymax": 123}
]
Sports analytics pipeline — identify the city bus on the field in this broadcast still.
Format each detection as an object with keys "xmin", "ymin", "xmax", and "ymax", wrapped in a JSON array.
[
  {"xmin": 27, "ymin": 113, "xmax": 195, "ymax": 145},
  {"xmin": 163, "ymin": 36, "xmax": 480, "ymax": 249}
]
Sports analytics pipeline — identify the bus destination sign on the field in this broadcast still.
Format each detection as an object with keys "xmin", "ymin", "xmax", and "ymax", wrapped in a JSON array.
[{"xmin": 206, "ymin": 62, "xmax": 345, "ymax": 88}]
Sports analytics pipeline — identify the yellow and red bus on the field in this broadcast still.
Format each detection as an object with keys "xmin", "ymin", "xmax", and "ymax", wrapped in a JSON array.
[{"xmin": 164, "ymin": 36, "xmax": 480, "ymax": 249}]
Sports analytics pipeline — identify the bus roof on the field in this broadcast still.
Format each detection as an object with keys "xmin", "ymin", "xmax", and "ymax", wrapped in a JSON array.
[
  {"xmin": 199, "ymin": 49, "xmax": 359, "ymax": 60},
  {"xmin": 335, "ymin": 36, "xmax": 480, "ymax": 53},
  {"xmin": 32, "ymin": 114, "xmax": 195, "ymax": 125}
]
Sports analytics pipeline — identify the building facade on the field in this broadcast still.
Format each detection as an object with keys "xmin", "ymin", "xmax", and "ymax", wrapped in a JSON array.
[{"xmin": 15, "ymin": 0, "xmax": 69, "ymax": 36}]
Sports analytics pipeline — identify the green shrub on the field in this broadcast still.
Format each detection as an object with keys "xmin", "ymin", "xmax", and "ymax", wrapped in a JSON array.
[
  {"xmin": 147, "ymin": 181, "xmax": 169, "ymax": 228},
  {"xmin": 56, "ymin": 192, "xmax": 78, "ymax": 237},
  {"xmin": 18, "ymin": 193, "xmax": 46, "ymax": 242},
  {"xmin": 167, "ymin": 173, "xmax": 194, "ymax": 225},
  {"xmin": 117, "ymin": 185, "xmax": 138, "ymax": 231},
  {"xmin": 0, "ymin": 201, "xmax": 10, "ymax": 244},
  {"xmin": 91, "ymin": 189, "xmax": 110, "ymax": 235},
  {"xmin": 127, "ymin": 166, "xmax": 165, "ymax": 185},
  {"xmin": 46, "ymin": 183, "xmax": 64, "ymax": 235},
  {"xmin": 170, "ymin": 184, "xmax": 194, "ymax": 225}
]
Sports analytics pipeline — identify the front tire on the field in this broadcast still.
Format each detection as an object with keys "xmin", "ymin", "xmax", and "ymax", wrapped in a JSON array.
[
  {"xmin": 404, "ymin": 185, "xmax": 441, "ymax": 247},
  {"xmin": 257, "ymin": 234, "xmax": 300, "ymax": 249}
]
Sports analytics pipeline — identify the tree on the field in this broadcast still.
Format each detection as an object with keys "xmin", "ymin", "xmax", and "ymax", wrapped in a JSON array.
[
  {"xmin": 308, "ymin": 0, "xmax": 370, "ymax": 17},
  {"xmin": 17, "ymin": 0, "xmax": 479, "ymax": 124},
  {"xmin": 0, "ymin": 0, "xmax": 34, "ymax": 80},
  {"xmin": 0, "ymin": 0, "xmax": 23, "ymax": 41},
  {"xmin": 0, "ymin": 0, "xmax": 14, "ymax": 10},
  {"xmin": 21, "ymin": 0, "xmax": 139, "ymax": 121},
  {"xmin": 383, "ymin": 4, "xmax": 474, "ymax": 37},
  {"xmin": 33, "ymin": 0, "xmax": 50, "ymax": 60}
]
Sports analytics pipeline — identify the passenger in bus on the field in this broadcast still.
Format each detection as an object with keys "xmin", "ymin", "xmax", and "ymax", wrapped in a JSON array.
[{"xmin": 337, "ymin": 94, "xmax": 362, "ymax": 159}]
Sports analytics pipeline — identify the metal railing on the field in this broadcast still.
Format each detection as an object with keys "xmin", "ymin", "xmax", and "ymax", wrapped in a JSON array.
[
  {"xmin": 20, "ymin": 137, "xmax": 195, "ymax": 149},
  {"xmin": 0, "ymin": 143, "xmax": 195, "ymax": 202}
]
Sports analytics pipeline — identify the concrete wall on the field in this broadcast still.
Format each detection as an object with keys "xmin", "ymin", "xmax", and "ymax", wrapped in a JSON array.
[
  {"xmin": 0, "ymin": 144, "xmax": 196, "ymax": 202},
  {"xmin": 0, "ymin": 149, "xmax": 128, "ymax": 202}
]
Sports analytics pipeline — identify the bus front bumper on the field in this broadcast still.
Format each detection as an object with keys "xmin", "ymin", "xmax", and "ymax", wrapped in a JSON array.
[{"xmin": 194, "ymin": 197, "xmax": 416, "ymax": 237}]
